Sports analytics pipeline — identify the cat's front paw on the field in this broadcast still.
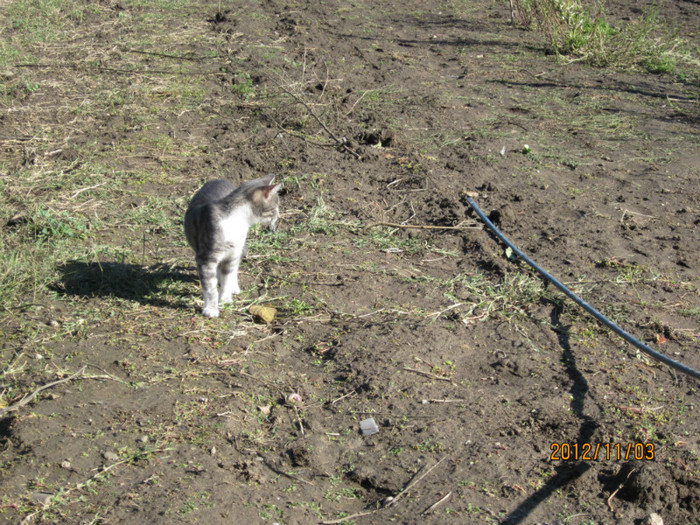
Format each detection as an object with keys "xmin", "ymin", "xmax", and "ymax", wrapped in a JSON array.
[{"xmin": 202, "ymin": 306, "xmax": 220, "ymax": 318}]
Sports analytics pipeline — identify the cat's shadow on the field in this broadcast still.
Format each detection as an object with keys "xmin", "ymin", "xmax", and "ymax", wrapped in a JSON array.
[{"xmin": 55, "ymin": 260, "xmax": 197, "ymax": 309}]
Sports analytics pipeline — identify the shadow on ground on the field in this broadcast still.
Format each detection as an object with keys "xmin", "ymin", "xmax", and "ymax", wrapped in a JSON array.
[
  {"xmin": 503, "ymin": 301, "xmax": 599, "ymax": 523},
  {"xmin": 55, "ymin": 260, "xmax": 197, "ymax": 308}
]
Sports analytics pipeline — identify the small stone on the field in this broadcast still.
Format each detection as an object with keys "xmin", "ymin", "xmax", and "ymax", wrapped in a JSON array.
[
  {"xmin": 249, "ymin": 304, "xmax": 276, "ymax": 324},
  {"xmin": 60, "ymin": 460, "xmax": 71, "ymax": 470},
  {"xmin": 137, "ymin": 435, "xmax": 149, "ymax": 443},
  {"xmin": 359, "ymin": 417, "xmax": 379, "ymax": 436},
  {"xmin": 641, "ymin": 513, "xmax": 663, "ymax": 525},
  {"xmin": 102, "ymin": 451, "xmax": 119, "ymax": 462},
  {"xmin": 286, "ymin": 393, "xmax": 303, "ymax": 405}
]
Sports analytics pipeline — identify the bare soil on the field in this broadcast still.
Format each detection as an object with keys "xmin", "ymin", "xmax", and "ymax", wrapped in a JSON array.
[{"xmin": 1, "ymin": 1, "xmax": 699, "ymax": 524}]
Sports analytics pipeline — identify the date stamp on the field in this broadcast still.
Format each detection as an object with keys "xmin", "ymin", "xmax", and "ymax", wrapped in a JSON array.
[{"xmin": 550, "ymin": 442, "xmax": 655, "ymax": 461}]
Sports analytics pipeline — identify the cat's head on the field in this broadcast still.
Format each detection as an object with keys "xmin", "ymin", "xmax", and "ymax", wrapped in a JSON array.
[{"xmin": 249, "ymin": 175, "xmax": 281, "ymax": 231}]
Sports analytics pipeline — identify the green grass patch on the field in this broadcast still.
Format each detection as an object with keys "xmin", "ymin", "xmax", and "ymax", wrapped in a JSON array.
[{"xmin": 511, "ymin": 0, "xmax": 698, "ymax": 74}]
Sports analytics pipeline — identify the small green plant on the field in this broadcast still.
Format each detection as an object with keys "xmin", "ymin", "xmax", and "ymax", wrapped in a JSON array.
[
  {"xmin": 306, "ymin": 197, "xmax": 338, "ymax": 235},
  {"xmin": 284, "ymin": 298, "xmax": 315, "ymax": 316},
  {"xmin": 26, "ymin": 208, "xmax": 90, "ymax": 242},
  {"xmin": 25, "ymin": 81, "xmax": 40, "ymax": 93},
  {"xmin": 232, "ymin": 72, "xmax": 256, "ymax": 100},
  {"xmin": 413, "ymin": 439, "xmax": 443, "ymax": 453}
]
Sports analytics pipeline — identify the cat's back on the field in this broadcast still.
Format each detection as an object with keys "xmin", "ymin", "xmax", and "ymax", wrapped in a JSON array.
[
  {"xmin": 185, "ymin": 179, "xmax": 237, "ymax": 254},
  {"xmin": 186, "ymin": 179, "xmax": 236, "ymax": 212}
]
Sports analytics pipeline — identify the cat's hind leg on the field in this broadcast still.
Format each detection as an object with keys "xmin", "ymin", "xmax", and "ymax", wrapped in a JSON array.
[
  {"xmin": 218, "ymin": 253, "xmax": 242, "ymax": 305},
  {"xmin": 197, "ymin": 258, "xmax": 220, "ymax": 317}
]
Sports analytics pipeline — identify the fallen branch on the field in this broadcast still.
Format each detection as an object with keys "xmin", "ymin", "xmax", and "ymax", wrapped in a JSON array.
[{"xmin": 269, "ymin": 79, "xmax": 361, "ymax": 159}]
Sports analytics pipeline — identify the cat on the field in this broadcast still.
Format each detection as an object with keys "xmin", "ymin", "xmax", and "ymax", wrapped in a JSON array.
[{"xmin": 184, "ymin": 174, "xmax": 281, "ymax": 317}]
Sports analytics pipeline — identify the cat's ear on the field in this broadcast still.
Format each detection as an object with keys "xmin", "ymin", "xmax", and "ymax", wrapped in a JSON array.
[
  {"xmin": 263, "ymin": 184, "xmax": 281, "ymax": 198},
  {"xmin": 262, "ymin": 174, "xmax": 275, "ymax": 185}
]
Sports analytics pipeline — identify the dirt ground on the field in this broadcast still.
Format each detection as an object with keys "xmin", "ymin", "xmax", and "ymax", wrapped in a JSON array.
[{"xmin": 1, "ymin": 0, "xmax": 699, "ymax": 523}]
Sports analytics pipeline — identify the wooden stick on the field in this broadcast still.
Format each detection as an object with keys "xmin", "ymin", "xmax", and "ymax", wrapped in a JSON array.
[
  {"xmin": 429, "ymin": 303, "xmax": 463, "ymax": 319},
  {"xmin": 331, "ymin": 391, "xmax": 357, "ymax": 405},
  {"xmin": 402, "ymin": 367, "xmax": 452, "ymax": 382},
  {"xmin": 422, "ymin": 491, "xmax": 452, "ymax": 515},
  {"xmin": 386, "ymin": 455, "xmax": 449, "ymax": 507},
  {"xmin": 364, "ymin": 221, "xmax": 479, "ymax": 231},
  {"xmin": 69, "ymin": 182, "xmax": 106, "ymax": 200},
  {"xmin": 320, "ymin": 511, "xmax": 375, "ymax": 524},
  {"xmin": 260, "ymin": 458, "xmax": 315, "ymax": 487}
]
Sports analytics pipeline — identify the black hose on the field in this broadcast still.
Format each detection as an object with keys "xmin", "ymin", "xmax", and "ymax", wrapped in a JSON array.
[{"xmin": 467, "ymin": 197, "xmax": 700, "ymax": 382}]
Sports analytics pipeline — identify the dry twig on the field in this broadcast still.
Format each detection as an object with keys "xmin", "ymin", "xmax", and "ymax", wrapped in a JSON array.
[
  {"xmin": 2, "ymin": 366, "xmax": 87, "ymax": 414},
  {"xmin": 422, "ymin": 491, "xmax": 452, "ymax": 515},
  {"xmin": 270, "ymin": 79, "xmax": 361, "ymax": 158},
  {"xmin": 607, "ymin": 467, "xmax": 636, "ymax": 512},
  {"xmin": 260, "ymin": 457, "xmax": 315, "ymax": 487},
  {"xmin": 321, "ymin": 456, "xmax": 450, "ymax": 524},
  {"xmin": 320, "ymin": 511, "xmax": 375, "ymax": 524},
  {"xmin": 386, "ymin": 455, "xmax": 449, "ymax": 507},
  {"xmin": 402, "ymin": 367, "xmax": 453, "ymax": 382},
  {"xmin": 21, "ymin": 446, "xmax": 171, "ymax": 524},
  {"xmin": 2, "ymin": 365, "xmax": 127, "ymax": 415},
  {"xmin": 364, "ymin": 220, "xmax": 479, "ymax": 231}
]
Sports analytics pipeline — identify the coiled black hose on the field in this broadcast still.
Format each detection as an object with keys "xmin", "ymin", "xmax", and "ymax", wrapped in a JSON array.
[{"xmin": 467, "ymin": 196, "xmax": 700, "ymax": 381}]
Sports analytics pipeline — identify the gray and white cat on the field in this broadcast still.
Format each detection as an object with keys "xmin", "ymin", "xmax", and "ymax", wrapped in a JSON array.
[{"xmin": 184, "ymin": 174, "xmax": 281, "ymax": 317}]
